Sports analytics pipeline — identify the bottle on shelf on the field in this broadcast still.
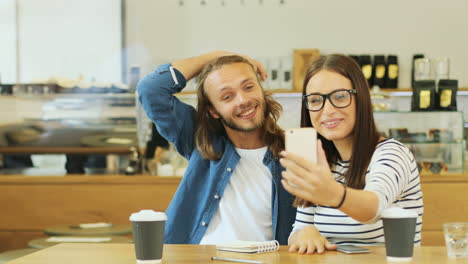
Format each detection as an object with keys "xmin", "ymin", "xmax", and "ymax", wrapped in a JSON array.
[
  {"xmin": 437, "ymin": 79, "xmax": 458, "ymax": 111},
  {"xmin": 385, "ymin": 55, "xmax": 399, "ymax": 88},
  {"xmin": 372, "ymin": 55, "xmax": 386, "ymax": 88},
  {"xmin": 411, "ymin": 54, "xmax": 425, "ymax": 88},
  {"xmin": 411, "ymin": 80, "xmax": 436, "ymax": 111},
  {"xmin": 359, "ymin": 55, "xmax": 373, "ymax": 88}
]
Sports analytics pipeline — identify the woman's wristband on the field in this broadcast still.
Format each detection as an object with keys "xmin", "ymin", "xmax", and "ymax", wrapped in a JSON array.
[{"xmin": 330, "ymin": 184, "xmax": 347, "ymax": 209}]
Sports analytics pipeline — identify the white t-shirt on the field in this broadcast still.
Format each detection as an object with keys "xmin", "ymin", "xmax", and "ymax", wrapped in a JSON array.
[{"xmin": 199, "ymin": 146, "xmax": 273, "ymax": 245}]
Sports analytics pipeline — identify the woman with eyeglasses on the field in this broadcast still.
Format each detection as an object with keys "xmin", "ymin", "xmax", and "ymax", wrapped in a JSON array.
[{"xmin": 279, "ymin": 54, "xmax": 423, "ymax": 254}]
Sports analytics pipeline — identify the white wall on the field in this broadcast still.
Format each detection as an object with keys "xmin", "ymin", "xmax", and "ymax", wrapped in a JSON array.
[
  {"xmin": 0, "ymin": 0, "xmax": 122, "ymax": 83},
  {"xmin": 125, "ymin": 0, "xmax": 468, "ymax": 87},
  {"xmin": 0, "ymin": 0, "xmax": 16, "ymax": 83},
  {"xmin": 18, "ymin": 0, "xmax": 122, "ymax": 83}
]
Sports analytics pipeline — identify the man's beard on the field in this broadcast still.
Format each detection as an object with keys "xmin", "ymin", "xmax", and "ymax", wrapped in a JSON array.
[{"xmin": 215, "ymin": 103, "xmax": 266, "ymax": 133}]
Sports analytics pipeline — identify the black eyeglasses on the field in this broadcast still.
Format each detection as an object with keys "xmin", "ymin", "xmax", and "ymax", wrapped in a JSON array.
[{"xmin": 302, "ymin": 89, "xmax": 357, "ymax": 112}]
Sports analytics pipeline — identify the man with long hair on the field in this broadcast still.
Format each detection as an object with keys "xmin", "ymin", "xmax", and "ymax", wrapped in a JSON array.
[{"xmin": 137, "ymin": 51, "xmax": 296, "ymax": 245}]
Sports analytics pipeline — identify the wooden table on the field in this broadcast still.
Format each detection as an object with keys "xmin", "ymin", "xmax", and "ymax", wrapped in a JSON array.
[{"xmin": 7, "ymin": 243, "xmax": 466, "ymax": 264}]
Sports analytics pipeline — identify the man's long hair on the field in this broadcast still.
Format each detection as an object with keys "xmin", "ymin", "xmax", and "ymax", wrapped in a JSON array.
[
  {"xmin": 294, "ymin": 54, "xmax": 380, "ymax": 207},
  {"xmin": 194, "ymin": 55, "xmax": 284, "ymax": 160}
]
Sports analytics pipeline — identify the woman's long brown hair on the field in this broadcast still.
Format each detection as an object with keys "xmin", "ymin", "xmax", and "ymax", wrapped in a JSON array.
[
  {"xmin": 294, "ymin": 54, "xmax": 380, "ymax": 207},
  {"xmin": 194, "ymin": 55, "xmax": 285, "ymax": 160}
]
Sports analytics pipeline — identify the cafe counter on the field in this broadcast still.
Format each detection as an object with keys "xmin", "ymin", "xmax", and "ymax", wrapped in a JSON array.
[{"xmin": 0, "ymin": 174, "xmax": 467, "ymax": 252}]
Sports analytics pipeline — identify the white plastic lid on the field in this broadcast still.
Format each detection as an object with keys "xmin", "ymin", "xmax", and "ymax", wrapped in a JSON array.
[
  {"xmin": 381, "ymin": 207, "xmax": 418, "ymax": 219},
  {"xmin": 129, "ymin": 210, "xmax": 167, "ymax": 221}
]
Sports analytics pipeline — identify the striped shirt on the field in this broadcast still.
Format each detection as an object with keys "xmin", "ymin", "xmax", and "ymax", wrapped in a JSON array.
[{"xmin": 290, "ymin": 138, "xmax": 423, "ymax": 246}]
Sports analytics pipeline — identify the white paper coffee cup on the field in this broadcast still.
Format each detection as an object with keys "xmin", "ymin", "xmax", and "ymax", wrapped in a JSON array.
[
  {"xmin": 130, "ymin": 210, "xmax": 167, "ymax": 264},
  {"xmin": 382, "ymin": 208, "xmax": 418, "ymax": 262}
]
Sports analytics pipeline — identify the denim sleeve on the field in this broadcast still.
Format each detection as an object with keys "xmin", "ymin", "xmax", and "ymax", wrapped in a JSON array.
[{"xmin": 136, "ymin": 63, "xmax": 195, "ymax": 159}]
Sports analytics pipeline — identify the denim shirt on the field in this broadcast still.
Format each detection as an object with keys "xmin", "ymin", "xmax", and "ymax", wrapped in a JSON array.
[{"xmin": 137, "ymin": 63, "xmax": 296, "ymax": 245}]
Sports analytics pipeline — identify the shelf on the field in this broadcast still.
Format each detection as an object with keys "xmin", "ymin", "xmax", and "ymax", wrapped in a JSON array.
[
  {"xmin": 375, "ymin": 87, "xmax": 468, "ymax": 92},
  {"xmin": 375, "ymin": 110, "xmax": 462, "ymax": 113},
  {"xmin": 373, "ymin": 87, "xmax": 468, "ymax": 97},
  {"xmin": 2, "ymin": 87, "xmax": 468, "ymax": 103},
  {"xmin": 1, "ymin": 87, "xmax": 468, "ymax": 98},
  {"xmin": 399, "ymin": 141, "xmax": 463, "ymax": 144},
  {"xmin": 0, "ymin": 91, "xmax": 304, "ymax": 100},
  {"xmin": 154, "ymin": 87, "xmax": 468, "ymax": 96},
  {"xmin": 0, "ymin": 147, "xmax": 134, "ymax": 155},
  {"xmin": 0, "ymin": 93, "xmax": 135, "ymax": 99}
]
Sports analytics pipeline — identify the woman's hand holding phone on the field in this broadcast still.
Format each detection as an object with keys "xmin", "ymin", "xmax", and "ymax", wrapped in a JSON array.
[{"xmin": 280, "ymin": 138, "xmax": 344, "ymax": 207}]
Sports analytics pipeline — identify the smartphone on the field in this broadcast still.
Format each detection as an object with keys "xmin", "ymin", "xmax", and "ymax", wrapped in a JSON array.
[
  {"xmin": 285, "ymin": 128, "xmax": 317, "ymax": 163},
  {"xmin": 336, "ymin": 245, "xmax": 370, "ymax": 254}
]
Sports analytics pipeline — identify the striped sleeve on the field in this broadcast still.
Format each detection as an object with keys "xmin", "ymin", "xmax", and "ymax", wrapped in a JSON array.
[{"xmin": 364, "ymin": 139, "xmax": 422, "ymax": 223}]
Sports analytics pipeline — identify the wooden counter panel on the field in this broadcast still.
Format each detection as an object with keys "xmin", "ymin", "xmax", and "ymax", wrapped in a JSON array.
[
  {"xmin": 421, "ymin": 230, "xmax": 445, "ymax": 246},
  {"xmin": 420, "ymin": 174, "xmax": 468, "ymax": 183},
  {"xmin": 0, "ymin": 231, "xmax": 44, "ymax": 252},
  {"xmin": 0, "ymin": 177, "xmax": 180, "ymax": 230},
  {"xmin": 421, "ymin": 182, "xmax": 468, "ymax": 230}
]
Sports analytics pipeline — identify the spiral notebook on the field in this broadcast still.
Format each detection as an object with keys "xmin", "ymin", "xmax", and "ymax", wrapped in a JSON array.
[{"xmin": 216, "ymin": 240, "xmax": 280, "ymax": 254}]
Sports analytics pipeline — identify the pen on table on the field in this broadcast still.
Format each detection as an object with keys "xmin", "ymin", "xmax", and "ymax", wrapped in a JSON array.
[{"xmin": 211, "ymin": 256, "xmax": 264, "ymax": 264}]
